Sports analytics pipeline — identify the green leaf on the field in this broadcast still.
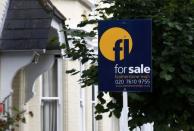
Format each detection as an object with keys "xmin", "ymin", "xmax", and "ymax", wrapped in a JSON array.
[
  {"xmin": 71, "ymin": 71, "xmax": 80, "ymax": 75},
  {"xmin": 160, "ymin": 64, "xmax": 175, "ymax": 72},
  {"xmin": 186, "ymin": 88, "xmax": 194, "ymax": 95},
  {"xmin": 62, "ymin": 0, "xmax": 194, "ymax": 130},
  {"xmin": 164, "ymin": 74, "xmax": 172, "ymax": 81},
  {"xmin": 21, "ymin": 117, "xmax": 26, "ymax": 123},
  {"xmin": 175, "ymin": 24, "xmax": 183, "ymax": 31},
  {"xmin": 168, "ymin": 67, "xmax": 175, "ymax": 73},
  {"xmin": 160, "ymin": 71, "xmax": 172, "ymax": 81},
  {"xmin": 188, "ymin": 95, "xmax": 194, "ymax": 103},
  {"xmin": 113, "ymin": 108, "xmax": 121, "ymax": 118},
  {"xmin": 95, "ymin": 104, "xmax": 105, "ymax": 112},
  {"xmin": 128, "ymin": 93, "xmax": 144, "ymax": 101},
  {"xmin": 66, "ymin": 69, "xmax": 76, "ymax": 74},
  {"xmin": 167, "ymin": 22, "xmax": 174, "ymax": 28},
  {"xmin": 95, "ymin": 115, "xmax": 103, "ymax": 120},
  {"xmin": 97, "ymin": 92, "xmax": 106, "ymax": 104},
  {"xmin": 108, "ymin": 112, "xmax": 112, "ymax": 117},
  {"xmin": 107, "ymin": 101, "xmax": 116, "ymax": 109}
]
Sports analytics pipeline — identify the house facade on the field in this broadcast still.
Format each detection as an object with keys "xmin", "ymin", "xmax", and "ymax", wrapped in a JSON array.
[
  {"xmin": 0, "ymin": 0, "xmax": 153, "ymax": 131},
  {"xmin": 0, "ymin": 0, "xmax": 120, "ymax": 131}
]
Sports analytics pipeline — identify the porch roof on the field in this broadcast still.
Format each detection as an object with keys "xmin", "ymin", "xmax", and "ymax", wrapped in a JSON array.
[{"xmin": 0, "ymin": 0, "xmax": 66, "ymax": 50}]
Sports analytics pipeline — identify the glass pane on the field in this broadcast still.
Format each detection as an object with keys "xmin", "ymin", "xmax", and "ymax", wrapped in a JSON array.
[
  {"xmin": 42, "ymin": 61, "xmax": 58, "ymax": 97},
  {"xmin": 42, "ymin": 101, "xmax": 57, "ymax": 131}
]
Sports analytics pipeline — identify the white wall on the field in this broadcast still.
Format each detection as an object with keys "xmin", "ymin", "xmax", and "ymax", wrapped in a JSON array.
[
  {"xmin": 51, "ymin": 1, "xmax": 120, "ymax": 131},
  {"xmin": 51, "ymin": 0, "xmax": 91, "ymax": 29},
  {"xmin": 0, "ymin": 52, "xmax": 33, "ymax": 101},
  {"xmin": 22, "ymin": 77, "xmax": 42, "ymax": 131},
  {"xmin": 9, "ymin": 1, "xmax": 120, "ymax": 131},
  {"xmin": 63, "ymin": 59, "xmax": 82, "ymax": 131}
]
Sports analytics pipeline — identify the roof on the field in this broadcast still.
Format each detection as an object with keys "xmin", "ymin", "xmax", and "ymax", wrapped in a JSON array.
[
  {"xmin": 0, "ymin": 0, "xmax": 66, "ymax": 50},
  {"xmin": 39, "ymin": 0, "xmax": 66, "ymax": 21}
]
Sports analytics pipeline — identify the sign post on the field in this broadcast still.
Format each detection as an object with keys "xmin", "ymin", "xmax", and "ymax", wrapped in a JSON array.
[
  {"xmin": 119, "ymin": 92, "xmax": 128, "ymax": 131},
  {"xmin": 98, "ymin": 20, "xmax": 152, "ymax": 131}
]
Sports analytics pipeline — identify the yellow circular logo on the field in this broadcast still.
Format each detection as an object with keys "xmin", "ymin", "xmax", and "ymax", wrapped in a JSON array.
[{"xmin": 99, "ymin": 27, "xmax": 133, "ymax": 61}]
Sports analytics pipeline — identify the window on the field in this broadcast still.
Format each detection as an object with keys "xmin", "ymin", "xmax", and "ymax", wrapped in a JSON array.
[
  {"xmin": 41, "ymin": 60, "xmax": 60, "ymax": 131},
  {"xmin": 40, "ymin": 18, "xmax": 65, "ymax": 131}
]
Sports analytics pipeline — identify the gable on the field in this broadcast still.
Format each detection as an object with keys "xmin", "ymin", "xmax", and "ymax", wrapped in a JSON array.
[{"xmin": 0, "ymin": 0, "xmax": 64, "ymax": 50}]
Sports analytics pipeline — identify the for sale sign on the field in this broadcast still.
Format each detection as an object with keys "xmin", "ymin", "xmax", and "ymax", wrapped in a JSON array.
[{"xmin": 98, "ymin": 20, "xmax": 152, "ymax": 92}]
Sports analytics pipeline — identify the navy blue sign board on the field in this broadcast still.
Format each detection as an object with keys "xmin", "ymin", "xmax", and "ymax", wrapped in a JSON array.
[{"xmin": 98, "ymin": 20, "xmax": 152, "ymax": 92}]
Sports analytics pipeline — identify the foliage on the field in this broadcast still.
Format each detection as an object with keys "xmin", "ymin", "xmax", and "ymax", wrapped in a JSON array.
[
  {"xmin": 0, "ymin": 108, "xmax": 33, "ymax": 131},
  {"xmin": 63, "ymin": 0, "xmax": 194, "ymax": 130}
]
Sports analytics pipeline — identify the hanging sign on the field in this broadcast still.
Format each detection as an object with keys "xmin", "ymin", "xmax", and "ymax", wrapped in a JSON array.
[{"xmin": 98, "ymin": 20, "xmax": 152, "ymax": 92}]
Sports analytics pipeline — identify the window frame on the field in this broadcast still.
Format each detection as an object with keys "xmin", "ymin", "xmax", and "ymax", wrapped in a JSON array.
[
  {"xmin": 40, "ymin": 58, "xmax": 63, "ymax": 131},
  {"xmin": 40, "ymin": 18, "xmax": 65, "ymax": 131}
]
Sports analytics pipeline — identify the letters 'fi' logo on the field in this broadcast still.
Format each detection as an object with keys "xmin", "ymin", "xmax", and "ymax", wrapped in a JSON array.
[{"xmin": 99, "ymin": 27, "xmax": 133, "ymax": 62}]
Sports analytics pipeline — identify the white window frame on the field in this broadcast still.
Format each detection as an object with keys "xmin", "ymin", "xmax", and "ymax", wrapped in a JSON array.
[
  {"xmin": 91, "ymin": 85, "xmax": 98, "ymax": 131},
  {"xmin": 40, "ymin": 59, "xmax": 63, "ymax": 131},
  {"xmin": 51, "ymin": 19, "xmax": 65, "ymax": 131},
  {"xmin": 57, "ymin": 58, "xmax": 63, "ymax": 131},
  {"xmin": 80, "ymin": 63, "xmax": 86, "ymax": 131}
]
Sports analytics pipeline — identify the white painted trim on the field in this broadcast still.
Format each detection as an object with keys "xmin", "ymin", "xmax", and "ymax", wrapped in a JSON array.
[
  {"xmin": 41, "ymin": 97, "xmax": 59, "ymax": 100},
  {"xmin": 40, "ymin": 59, "xmax": 63, "ymax": 131},
  {"xmin": 51, "ymin": 19, "xmax": 65, "ymax": 45},
  {"xmin": 80, "ymin": 63, "xmax": 86, "ymax": 131},
  {"xmin": 91, "ymin": 85, "xmax": 98, "ymax": 131},
  {"xmin": 51, "ymin": 18, "xmax": 66, "ymax": 59},
  {"xmin": 40, "ymin": 75, "xmax": 43, "ymax": 105},
  {"xmin": 57, "ymin": 58, "xmax": 63, "ymax": 131}
]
